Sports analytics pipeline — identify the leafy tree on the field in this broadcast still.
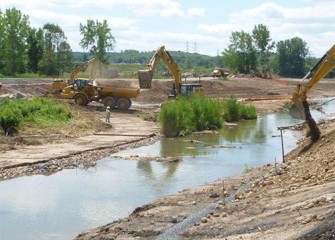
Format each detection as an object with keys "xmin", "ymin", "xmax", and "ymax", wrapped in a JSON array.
[
  {"xmin": 1, "ymin": 8, "xmax": 30, "ymax": 76},
  {"xmin": 223, "ymin": 31, "xmax": 256, "ymax": 74},
  {"xmin": 80, "ymin": 19, "xmax": 115, "ymax": 64},
  {"xmin": 276, "ymin": 37, "xmax": 308, "ymax": 77},
  {"xmin": 252, "ymin": 24, "xmax": 275, "ymax": 78},
  {"xmin": 0, "ymin": 9, "xmax": 5, "ymax": 72},
  {"xmin": 39, "ymin": 23, "xmax": 71, "ymax": 76},
  {"xmin": 58, "ymin": 41, "xmax": 73, "ymax": 75},
  {"xmin": 27, "ymin": 28, "xmax": 44, "ymax": 73}
]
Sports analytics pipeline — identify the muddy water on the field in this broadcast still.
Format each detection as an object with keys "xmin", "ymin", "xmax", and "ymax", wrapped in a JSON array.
[{"xmin": 0, "ymin": 99, "xmax": 334, "ymax": 240}]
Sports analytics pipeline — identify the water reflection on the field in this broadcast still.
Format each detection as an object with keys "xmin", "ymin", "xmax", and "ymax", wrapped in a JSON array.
[{"xmin": 136, "ymin": 160, "xmax": 179, "ymax": 193}]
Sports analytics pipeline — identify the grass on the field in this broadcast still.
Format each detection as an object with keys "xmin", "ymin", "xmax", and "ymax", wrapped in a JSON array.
[
  {"xmin": 159, "ymin": 94, "xmax": 257, "ymax": 137},
  {"xmin": 0, "ymin": 97, "xmax": 72, "ymax": 135}
]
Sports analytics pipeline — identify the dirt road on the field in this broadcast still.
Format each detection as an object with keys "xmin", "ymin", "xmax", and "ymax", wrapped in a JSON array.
[{"xmin": 1, "ymin": 77, "xmax": 335, "ymax": 239}]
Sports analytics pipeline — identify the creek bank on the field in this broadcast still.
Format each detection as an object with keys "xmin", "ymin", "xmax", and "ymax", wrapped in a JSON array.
[
  {"xmin": 76, "ymin": 117, "xmax": 335, "ymax": 240},
  {"xmin": 0, "ymin": 134, "xmax": 159, "ymax": 181}
]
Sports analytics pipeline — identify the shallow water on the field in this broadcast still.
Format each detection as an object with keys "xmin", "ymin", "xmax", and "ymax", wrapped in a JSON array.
[{"xmin": 0, "ymin": 99, "xmax": 334, "ymax": 240}]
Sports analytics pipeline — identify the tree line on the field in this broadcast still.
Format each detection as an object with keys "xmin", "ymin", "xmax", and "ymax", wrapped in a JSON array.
[
  {"xmin": 0, "ymin": 8, "xmax": 115, "ymax": 77},
  {"xmin": 0, "ymin": 7, "xmax": 332, "ymax": 78}
]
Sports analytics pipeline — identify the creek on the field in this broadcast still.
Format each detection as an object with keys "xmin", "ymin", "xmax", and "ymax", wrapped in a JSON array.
[{"xmin": 0, "ymin": 99, "xmax": 334, "ymax": 240}]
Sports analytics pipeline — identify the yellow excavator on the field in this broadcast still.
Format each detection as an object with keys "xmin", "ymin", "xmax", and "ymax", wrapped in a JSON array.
[
  {"xmin": 51, "ymin": 58, "xmax": 99, "ymax": 93},
  {"xmin": 138, "ymin": 45, "xmax": 203, "ymax": 98},
  {"xmin": 290, "ymin": 43, "xmax": 335, "ymax": 141}
]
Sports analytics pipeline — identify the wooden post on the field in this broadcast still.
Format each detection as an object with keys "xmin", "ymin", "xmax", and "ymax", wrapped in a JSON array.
[{"xmin": 278, "ymin": 127, "xmax": 285, "ymax": 163}]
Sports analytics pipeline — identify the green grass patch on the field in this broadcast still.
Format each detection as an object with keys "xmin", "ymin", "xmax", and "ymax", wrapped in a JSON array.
[
  {"xmin": 159, "ymin": 94, "xmax": 257, "ymax": 137},
  {"xmin": 0, "ymin": 97, "xmax": 72, "ymax": 135}
]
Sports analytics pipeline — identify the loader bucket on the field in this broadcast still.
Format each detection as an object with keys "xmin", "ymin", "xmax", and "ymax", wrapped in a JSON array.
[{"xmin": 138, "ymin": 70, "xmax": 153, "ymax": 89}]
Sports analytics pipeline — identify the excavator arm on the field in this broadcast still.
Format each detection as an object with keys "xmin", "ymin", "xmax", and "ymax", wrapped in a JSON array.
[
  {"xmin": 290, "ymin": 44, "xmax": 335, "ymax": 119},
  {"xmin": 69, "ymin": 58, "xmax": 99, "ymax": 84},
  {"xmin": 51, "ymin": 58, "xmax": 99, "ymax": 93},
  {"xmin": 138, "ymin": 45, "xmax": 181, "ymax": 94}
]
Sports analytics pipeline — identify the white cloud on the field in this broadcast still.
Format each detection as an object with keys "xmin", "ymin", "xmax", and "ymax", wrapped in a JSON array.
[{"xmin": 186, "ymin": 8, "xmax": 206, "ymax": 17}]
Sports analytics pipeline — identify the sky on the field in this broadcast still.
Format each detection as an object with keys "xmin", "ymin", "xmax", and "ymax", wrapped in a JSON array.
[{"xmin": 1, "ymin": 0, "xmax": 335, "ymax": 57}]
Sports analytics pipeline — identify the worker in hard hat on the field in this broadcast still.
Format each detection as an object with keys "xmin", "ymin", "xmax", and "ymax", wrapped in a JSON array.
[{"xmin": 105, "ymin": 106, "xmax": 111, "ymax": 123}]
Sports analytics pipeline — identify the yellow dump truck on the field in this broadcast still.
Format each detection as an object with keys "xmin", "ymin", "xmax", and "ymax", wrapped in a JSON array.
[
  {"xmin": 51, "ymin": 58, "xmax": 140, "ymax": 110},
  {"xmin": 61, "ymin": 78, "xmax": 139, "ymax": 110}
]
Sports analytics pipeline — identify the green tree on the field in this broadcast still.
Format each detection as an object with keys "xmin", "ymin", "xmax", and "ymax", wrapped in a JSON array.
[
  {"xmin": 58, "ymin": 41, "xmax": 73, "ymax": 75},
  {"xmin": 39, "ymin": 23, "xmax": 70, "ymax": 76},
  {"xmin": 0, "ymin": 9, "xmax": 5, "ymax": 73},
  {"xmin": 276, "ymin": 37, "xmax": 308, "ymax": 77},
  {"xmin": 80, "ymin": 19, "xmax": 115, "ymax": 64},
  {"xmin": 222, "ymin": 31, "xmax": 256, "ymax": 74},
  {"xmin": 1, "ymin": 8, "xmax": 30, "ymax": 76},
  {"xmin": 27, "ymin": 28, "xmax": 44, "ymax": 73},
  {"xmin": 252, "ymin": 24, "xmax": 275, "ymax": 78}
]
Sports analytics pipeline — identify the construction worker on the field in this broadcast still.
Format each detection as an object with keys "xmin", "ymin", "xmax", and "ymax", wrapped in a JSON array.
[{"xmin": 105, "ymin": 106, "xmax": 111, "ymax": 123}]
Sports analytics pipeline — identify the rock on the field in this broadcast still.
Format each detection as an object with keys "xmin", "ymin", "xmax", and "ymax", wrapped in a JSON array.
[
  {"xmin": 201, "ymin": 217, "xmax": 208, "ymax": 223},
  {"xmin": 209, "ymin": 192, "xmax": 220, "ymax": 198}
]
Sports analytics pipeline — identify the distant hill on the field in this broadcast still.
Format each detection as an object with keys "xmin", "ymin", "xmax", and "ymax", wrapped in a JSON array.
[{"xmin": 73, "ymin": 50, "xmax": 223, "ymax": 72}]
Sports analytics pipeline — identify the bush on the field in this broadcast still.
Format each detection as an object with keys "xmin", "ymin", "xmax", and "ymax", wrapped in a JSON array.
[
  {"xmin": 222, "ymin": 95, "xmax": 240, "ymax": 122},
  {"xmin": 159, "ymin": 95, "xmax": 225, "ymax": 137},
  {"xmin": 159, "ymin": 98, "xmax": 195, "ymax": 137},
  {"xmin": 0, "ymin": 97, "xmax": 72, "ymax": 134},
  {"xmin": 159, "ymin": 94, "xmax": 257, "ymax": 137},
  {"xmin": 240, "ymin": 104, "xmax": 257, "ymax": 120}
]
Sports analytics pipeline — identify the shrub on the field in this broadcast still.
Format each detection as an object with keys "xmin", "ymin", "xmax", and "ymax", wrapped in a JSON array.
[
  {"xmin": 159, "ymin": 94, "xmax": 257, "ymax": 137},
  {"xmin": 222, "ymin": 95, "xmax": 240, "ymax": 122},
  {"xmin": 0, "ymin": 97, "xmax": 72, "ymax": 134},
  {"xmin": 240, "ymin": 104, "xmax": 257, "ymax": 120},
  {"xmin": 159, "ymin": 95, "xmax": 224, "ymax": 137}
]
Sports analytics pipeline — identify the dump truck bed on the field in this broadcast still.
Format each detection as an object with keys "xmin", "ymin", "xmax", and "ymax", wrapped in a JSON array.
[{"xmin": 95, "ymin": 86, "xmax": 140, "ymax": 99}]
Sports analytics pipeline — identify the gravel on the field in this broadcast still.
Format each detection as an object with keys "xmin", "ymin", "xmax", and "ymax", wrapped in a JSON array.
[{"xmin": 155, "ymin": 203, "xmax": 218, "ymax": 240}]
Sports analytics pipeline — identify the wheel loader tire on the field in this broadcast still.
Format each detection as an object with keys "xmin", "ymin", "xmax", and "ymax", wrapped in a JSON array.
[
  {"xmin": 74, "ymin": 94, "xmax": 88, "ymax": 106},
  {"xmin": 103, "ymin": 96, "xmax": 116, "ymax": 108},
  {"xmin": 116, "ymin": 98, "xmax": 131, "ymax": 110}
]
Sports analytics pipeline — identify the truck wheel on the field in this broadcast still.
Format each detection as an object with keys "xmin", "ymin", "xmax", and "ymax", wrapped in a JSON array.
[
  {"xmin": 103, "ymin": 97, "xmax": 116, "ymax": 108},
  {"xmin": 116, "ymin": 98, "xmax": 131, "ymax": 110},
  {"xmin": 74, "ymin": 94, "xmax": 88, "ymax": 106}
]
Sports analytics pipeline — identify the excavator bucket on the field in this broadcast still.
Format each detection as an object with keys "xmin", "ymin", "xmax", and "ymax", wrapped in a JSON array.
[
  {"xmin": 289, "ymin": 99, "xmax": 305, "ymax": 119},
  {"xmin": 138, "ymin": 70, "xmax": 153, "ymax": 89}
]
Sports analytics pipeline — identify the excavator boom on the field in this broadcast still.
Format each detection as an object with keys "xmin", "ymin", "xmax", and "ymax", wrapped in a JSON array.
[
  {"xmin": 69, "ymin": 58, "xmax": 99, "ymax": 84},
  {"xmin": 138, "ymin": 46, "xmax": 181, "ymax": 92},
  {"xmin": 290, "ymin": 44, "xmax": 335, "ymax": 119},
  {"xmin": 138, "ymin": 45, "xmax": 203, "ymax": 97}
]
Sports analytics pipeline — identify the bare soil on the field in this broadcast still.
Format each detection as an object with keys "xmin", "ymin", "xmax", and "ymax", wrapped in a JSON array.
[{"xmin": 1, "ymin": 76, "xmax": 335, "ymax": 239}]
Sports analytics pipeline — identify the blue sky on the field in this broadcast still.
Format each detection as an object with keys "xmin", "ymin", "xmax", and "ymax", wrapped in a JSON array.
[{"xmin": 1, "ymin": 0, "xmax": 335, "ymax": 57}]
